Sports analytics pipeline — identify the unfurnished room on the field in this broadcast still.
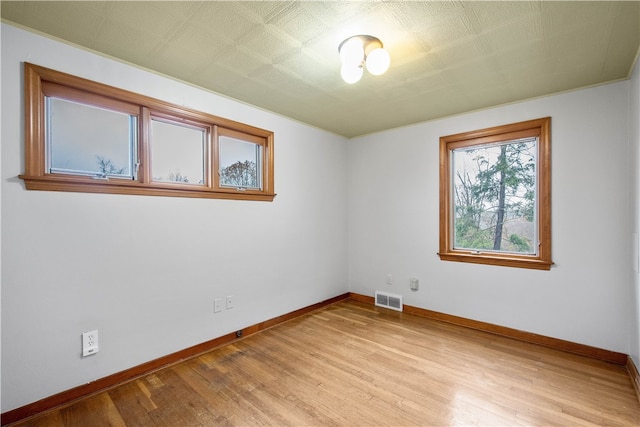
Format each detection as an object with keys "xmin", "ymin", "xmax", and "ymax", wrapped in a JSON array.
[{"xmin": 1, "ymin": 1, "xmax": 640, "ymax": 426}]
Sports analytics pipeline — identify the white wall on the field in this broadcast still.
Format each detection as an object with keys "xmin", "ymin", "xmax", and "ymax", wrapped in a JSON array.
[
  {"xmin": 1, "ymin": 24, "xmax": 349, "ymax": 412},
  {"xmin": 349, "ymin": 80, "xmax": 632, "ymax": 354},
  {"xmin": 630, "ymin": 56, "xmax": 640, "ymax": 369}
]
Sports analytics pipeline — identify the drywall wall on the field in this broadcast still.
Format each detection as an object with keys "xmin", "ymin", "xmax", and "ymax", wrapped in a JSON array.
[
  {"xmin": 1, "ymin": 24, "xmax": 348, "ymax": 412},
  {"xmin": 349, "ymin": 79, "xmax": 632, "ymax": 354},
  {"xmin": 631, "ymin": 57, "xmax": 640, "ymax": 369}
]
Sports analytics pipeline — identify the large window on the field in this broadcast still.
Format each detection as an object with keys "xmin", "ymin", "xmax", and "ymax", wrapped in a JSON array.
[
  {"xmin": 439, "ymin": 117, "xmax": 552, "ymax": 270},
  {"xmin": 21, "ymin": 63, "xmax": 275, "ymax": 201}
]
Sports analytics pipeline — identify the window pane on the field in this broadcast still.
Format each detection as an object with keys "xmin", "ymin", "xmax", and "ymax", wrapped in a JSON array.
[
  {"xmin": 219, "ymin": 136, "xmax": 262, "ymax": 189},
  {"xmin": 47, "ymin": 97, "xmax": 136, "ymax": 178},
  {"xmin": 151, "ymin": 120, "xmax": 206, "ymax": 184},
  {"xmin": 451, "ymin": 137, "xmax": 537, "ymax": 255}
]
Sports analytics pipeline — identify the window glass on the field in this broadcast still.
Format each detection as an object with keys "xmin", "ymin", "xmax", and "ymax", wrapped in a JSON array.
[
  {"xmin": 23, "ymin": 63, "xmax": 275, "ymax": 201},
  {"xmin": 47, "ymin": 97, "xmax": 136, "ymax": 178},
  {"xmin": 451, "ymin": 137, "xmax": 537, "ymax": 255},
  {"xmin": 439, "ymin": 117, "xmax": 551, "ymax": 270},
  {"xmin": 151, "ymin": 119, "xmax": 206, "ymax": 185},
  {"xmin": 219, "ymin": 136, "xmax": 262, "ymax": 189}
]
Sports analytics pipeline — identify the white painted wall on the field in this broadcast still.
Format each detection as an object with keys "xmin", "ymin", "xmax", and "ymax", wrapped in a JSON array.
[
  {"xmin": 1, "ymin": 24, "xmax": 348, "ymax": 412},
  {"xmin": 349, "ymin": 80, "xmax": 632, "ymax": 354},
  {"xmin": 630, "ymin": 57, "xmax": 640, "ymax": 369}
]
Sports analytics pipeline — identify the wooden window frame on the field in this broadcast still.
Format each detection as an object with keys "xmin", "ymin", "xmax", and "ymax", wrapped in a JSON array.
[
  {"xmin": 214, "ymin": 127, "xmax": 269, "ymax": 194},
  {"xmin": 438, "ymin": 117, "xmax": 552, "ymax": 270},
  {"xmin": 20, "ymin": 62, "xmax": 275, "ymax": 201}
]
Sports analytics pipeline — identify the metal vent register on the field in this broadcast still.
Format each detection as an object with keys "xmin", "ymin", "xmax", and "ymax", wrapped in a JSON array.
[{"xmin": 375, "ymin": 291, "xmax": 403, "ymax": 312}]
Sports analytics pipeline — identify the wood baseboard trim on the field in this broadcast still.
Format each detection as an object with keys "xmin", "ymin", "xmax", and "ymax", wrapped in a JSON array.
[
  {"xmin": 1, "ymin": 292, "xmax": 350, "ymax": 426},
  {"xmin": 349, "ymin": 292, "xmax": 628, "ymax": 365},
  {"xmin": 628, "ymin": 356, "xmax": 640, "ymax": 403}
]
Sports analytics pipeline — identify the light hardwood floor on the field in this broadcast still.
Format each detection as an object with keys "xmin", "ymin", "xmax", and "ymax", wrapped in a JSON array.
[{"xmin": 11, "ymin": 300, "xmax": 640, "ymax": 426}]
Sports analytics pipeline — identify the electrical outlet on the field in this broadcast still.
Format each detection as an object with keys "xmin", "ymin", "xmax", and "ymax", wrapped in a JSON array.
[
  {"xmin": 386, "ymin": 274, "xmax": 393, "ymax": 285},
  {"xmin": 82, "ymin": 330, "xmax": 99, "ymax": 357},
  {"xmin": 226, "ymin": 295, "xmax": 233, "ymax": 309},
  {"xmin": 214, "ymin": 298, "xmax": 222, "ymax": 313}
]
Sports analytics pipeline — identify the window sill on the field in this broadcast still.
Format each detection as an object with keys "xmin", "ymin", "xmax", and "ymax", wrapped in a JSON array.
[
  {"xmin": 437, "ymin": 251, "xmax": 553, "ymax": 270},
  {"xmin": 19, "ymin": 175, "xmax": 276, "ymax": 202}
]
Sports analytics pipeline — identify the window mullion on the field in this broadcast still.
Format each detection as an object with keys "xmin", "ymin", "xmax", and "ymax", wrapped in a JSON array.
[
  {"xmin": 139, "ymin": 106, "xmax": 151, "ymax": 184},
  {"xmin": 212, "ymin": 125, "xmax": 220, "ymax": 190}
]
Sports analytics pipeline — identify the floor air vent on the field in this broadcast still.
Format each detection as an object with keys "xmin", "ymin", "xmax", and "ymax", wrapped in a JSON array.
[{"xmin": 375, "ymin": 291, "xmax": 403, "ymax": 312}]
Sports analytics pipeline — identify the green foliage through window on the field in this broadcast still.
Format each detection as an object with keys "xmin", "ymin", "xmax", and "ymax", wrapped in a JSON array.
[
  {"xmin": 453, "ymin": 138, "xmax": 536, "ymax": 254},
  {"xmin": 439, "ymin": 117, "xmax": 552, "ymax": 270}
]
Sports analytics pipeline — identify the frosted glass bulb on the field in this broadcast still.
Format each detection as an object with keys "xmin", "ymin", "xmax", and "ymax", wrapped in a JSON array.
[
  {"xmin": 366, "ymin": 48, "xmax": 390, "ymax": 75},
  {"xmin": 341, "ymin": 64, "xmax": 363, "ymax": 84},
  {"xmin": 340, "ymin": 38, "xmax": 364, "ymax": 67}
]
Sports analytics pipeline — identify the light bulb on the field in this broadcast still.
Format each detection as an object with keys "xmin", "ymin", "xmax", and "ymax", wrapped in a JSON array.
[
  {"xmin": 365, "ymin": 48, "xmax": 390, "ymax": 76},
  {"xmin": 341, "ymin": 64, "xmax": 363, "ymax": 84},
  {"xmin": 339, "ymin": 38, "xmax": 364, "ymax": 68}
]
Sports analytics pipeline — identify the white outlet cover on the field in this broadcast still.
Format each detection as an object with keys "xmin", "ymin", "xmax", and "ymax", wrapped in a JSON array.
[{"xmin": 82, "ymin": 330, "xmax": 99, "ymax": 357}]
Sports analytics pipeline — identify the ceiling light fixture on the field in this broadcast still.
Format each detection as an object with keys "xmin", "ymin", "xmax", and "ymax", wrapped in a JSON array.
[{"xmin": 338, "ymin": 35, "xmax": 390, "ymax": 84}]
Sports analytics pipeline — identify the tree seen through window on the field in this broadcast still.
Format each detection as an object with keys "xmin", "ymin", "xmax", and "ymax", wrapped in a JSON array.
[
  {"xmin": 439, "ymin": 117, "xmax": 551, "ymax": 270},
  {"xmin": 453, "ymin": 138, "xmax": 536, "ymax": 254},
  {"xmin": 220, "ymin": 160, "xmax": 258, "ymax": 188}
]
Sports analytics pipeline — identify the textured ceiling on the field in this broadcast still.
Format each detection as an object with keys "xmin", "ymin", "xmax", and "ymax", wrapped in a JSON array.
[{"xmin": 2, "ymin": 1, "xmax": 639, "ymax": 137}]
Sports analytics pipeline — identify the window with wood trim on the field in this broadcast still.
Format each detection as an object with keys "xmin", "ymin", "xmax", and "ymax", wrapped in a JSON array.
[
  {"xmin": 439, "ymin": 117, "xmax": 552, "ymax": 270},
  {"xmin": 21, "ymin": 63, "xmax": 275, "ymax": 201}
]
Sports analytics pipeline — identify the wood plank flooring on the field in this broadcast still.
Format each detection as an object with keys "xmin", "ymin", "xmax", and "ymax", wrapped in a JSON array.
[{"xmin": 11, "ymin": 300, "xmax": 640, "ymax": 426}]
